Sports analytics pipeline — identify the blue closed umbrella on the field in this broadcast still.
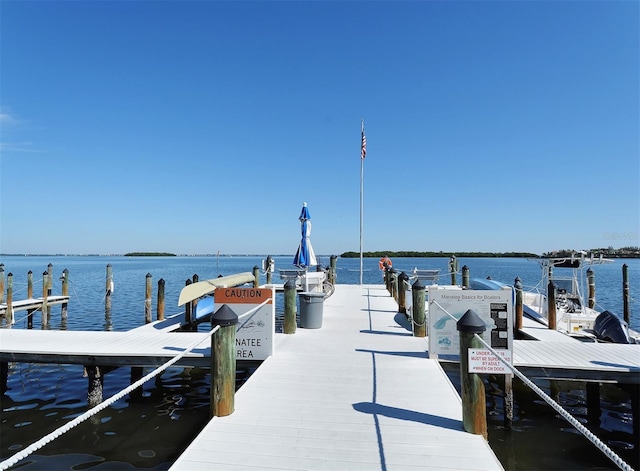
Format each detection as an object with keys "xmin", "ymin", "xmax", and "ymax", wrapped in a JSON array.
[{"xmin": 293, "ymin": 202, "xmax": 317, "ymax": 267}]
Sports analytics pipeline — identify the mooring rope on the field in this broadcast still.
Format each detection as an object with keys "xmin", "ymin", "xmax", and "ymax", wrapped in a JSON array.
[
  {"xmin": 472, "ymin": 334, "xmax": 634, "ymax": 471},
  {"xmin": 0, "ymin": 296, "xmax": 274, "ymax": 469}
]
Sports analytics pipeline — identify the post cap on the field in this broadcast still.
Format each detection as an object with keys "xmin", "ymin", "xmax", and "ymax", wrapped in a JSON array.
[
  {"xmin": 412, "ymin": 279, "xmax": 426, "ymax": 291},
  {"xmin": 398, "ymin": 271, "xmax": 409, "ymax": 281},
  {"xmin": 284, "ymin": 279, "xmax": 297, "ymax": 290},
  {"xmin": 457, "ymin": 309, "xmax": 486, "ymax": 333},
  {"xmin": 212, "ymin": 304, "xmax": 238, "ymax": 327}
]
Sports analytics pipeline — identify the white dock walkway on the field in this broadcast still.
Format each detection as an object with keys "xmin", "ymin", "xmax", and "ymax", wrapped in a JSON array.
[
  {"xmin": 171, "ymin": 284, "xmax": 503, "ymax": 471},
  {"xmin": 0, "ymin": 296, "xmax": 69, "ymax": 316}
]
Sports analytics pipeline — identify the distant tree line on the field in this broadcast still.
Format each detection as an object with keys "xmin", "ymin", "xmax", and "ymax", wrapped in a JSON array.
[
  {"xmin": 124, "ymin": 252, "xmax": 177, "ymax": 257},
  {"xmin": 340, "ymin": 251, "xmax": 539, "ymax": 259}
]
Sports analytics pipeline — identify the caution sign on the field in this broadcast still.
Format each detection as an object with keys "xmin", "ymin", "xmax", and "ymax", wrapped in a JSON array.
[{"xmin": 214, "ymin": 287, "xmax": 274, "ymax": 360}]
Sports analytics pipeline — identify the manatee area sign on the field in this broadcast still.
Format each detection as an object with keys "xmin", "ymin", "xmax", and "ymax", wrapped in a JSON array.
[
  {"xmin": 427, "ymin": 286, "xmax": 513, "ymax": 370},
  {"xmin": 214, "ymin": 287, "xmax": 275, "ymax": 361}
]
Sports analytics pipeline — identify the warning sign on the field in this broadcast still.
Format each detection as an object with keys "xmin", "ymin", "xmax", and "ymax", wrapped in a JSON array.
[
  {"xmin": 214, "ymin": 287, "xmax": 274, "ymax": 361},
  {"xmin": 468, "ymin": 348, "xmax": 512, "ymax": 374}
]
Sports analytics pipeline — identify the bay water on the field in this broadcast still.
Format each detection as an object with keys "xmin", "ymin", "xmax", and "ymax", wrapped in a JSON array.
[{"xmin": 1, "ymin": 255, "xmax": 638, "ymax": 470}]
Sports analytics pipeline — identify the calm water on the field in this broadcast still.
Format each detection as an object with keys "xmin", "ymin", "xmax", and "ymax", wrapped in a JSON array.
[{"xmin": 1, "ymin": 255, "xmax": 638, "ymax": 470}]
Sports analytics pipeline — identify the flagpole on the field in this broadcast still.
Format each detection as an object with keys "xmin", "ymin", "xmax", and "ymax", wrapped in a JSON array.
[{"xmin": 359, "ymin": 119, "xmax": 365, "ymax": 285}]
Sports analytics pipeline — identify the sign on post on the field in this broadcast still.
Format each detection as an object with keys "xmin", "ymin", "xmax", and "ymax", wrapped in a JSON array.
[
  {"xmin": 428, "ymin": 286, "xmax": 513, "ymax": 370},
  {"xmin": 214, "ymin": 287, "xmax": 275, "ymax": 360}
]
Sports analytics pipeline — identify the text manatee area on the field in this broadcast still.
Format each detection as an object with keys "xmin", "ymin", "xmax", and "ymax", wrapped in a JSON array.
[{"xmin": 214, "ymin": 287, "xmax": 275, "ymax": 360}]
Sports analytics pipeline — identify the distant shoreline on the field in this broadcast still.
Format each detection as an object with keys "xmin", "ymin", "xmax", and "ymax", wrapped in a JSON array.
[{"xmin": 2, "ymin": 251, "xmax": 638, "ymax": 259}]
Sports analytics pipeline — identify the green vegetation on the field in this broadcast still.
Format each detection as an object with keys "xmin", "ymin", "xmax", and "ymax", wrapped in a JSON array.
[
  {"xmin": 340, "ymin": 251, "xmax": 539, "ymax": 259},
  {"xmin": 124, "ymin": 252, "xmax": 177, "ymax": 257}
]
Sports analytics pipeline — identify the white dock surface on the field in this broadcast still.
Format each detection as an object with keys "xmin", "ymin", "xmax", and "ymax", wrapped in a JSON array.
[{"xmin": 171, "ymin": 284, "xmax": 503, "ymax": 471}]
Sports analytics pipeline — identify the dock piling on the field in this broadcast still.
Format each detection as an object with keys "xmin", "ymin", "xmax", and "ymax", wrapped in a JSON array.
[
  {"xmin": 623, "ymin": 264, "xmax": 630, "ymax": 324},
  {"xmin": 27, "ymin": 271, "xmax": 34, "ymax": 328},
  {"xmin": 449, "ymin": 256, "xmax": 458, "ymax": 285},
  {"xmin": 145, "ymin": 273, "xmax": 152, "ymax": 324},
  {"xmin": 284, "ymin": 279, "xmax": 296, "ymax": 334},
  {"xmin": 61, "ymin": 269, "xmax": 69, "ymax": 323},
  {"xmin": 253, "ymin": 266, "xmax": 260, "ymax": 288},
  {"xmin": 411, "ymin": 279, "xmax": 426, "ymax": 337},
  {"xmin": 6, "ymin": 273, "xmax": 13, "ymax": 327},
  {"xmin": 105, "ymin": 264, "xmax": 113, "ymax": 315},
  {"xmin": 514, "ymin": 277, "xmax": 523, "ymax": 332},
  {"xmin": 457, "ymin": 309, "xmax": 488, "ymax": 439},
  {"xmin": 41, "ymin": 271, "xmax": 49, "ymax": 328},
  {"xmin": 397, "ymin": 272, "xmax": 409, "ymax": 314},
  {"xmin": 547, "ymin": 281, "xmax": 557, "ymax": 330},
  {"xmin": 0, "ymin": 264, "xmax": 4, "ymax": 304},
  {"xmin": 157, "ymin": 279, "xmax": 165, "ymax": 321},
  {"xmin": 329, "ymin": 255, "xmax": 337, "ymax": 284},
  {"xmin": 462, "ymin": 265, "xmax": 469, "ymax": 288},
  {"xmin": 211, "ymin": 304, "xmax": 238, "ymax": 417},
  {"xmin": 587, "ymin": 268, "xmax": 595, "ymax": 309},
  {"xmin": 266, "ymin": 256, "xmax": 273, "ymax": 285}
]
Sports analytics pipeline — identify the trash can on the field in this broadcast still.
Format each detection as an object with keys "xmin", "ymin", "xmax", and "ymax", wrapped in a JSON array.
[{"xmin": 299, "ymin": 292, "xmax": 325, "ymax": 328}]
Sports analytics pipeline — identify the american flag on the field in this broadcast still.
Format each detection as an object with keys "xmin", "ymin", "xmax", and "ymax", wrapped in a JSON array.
[{"xmin": 361, "ymin": 125, "xmax": 367, "ymax": 160}]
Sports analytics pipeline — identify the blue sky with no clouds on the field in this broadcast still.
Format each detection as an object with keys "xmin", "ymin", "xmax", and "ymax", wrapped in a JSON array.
[{"xmin": 1, "ymin": 0, "xmax": 638, "ymax": 256}]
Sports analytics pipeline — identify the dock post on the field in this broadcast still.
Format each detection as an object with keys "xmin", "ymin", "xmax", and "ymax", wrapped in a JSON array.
[
  {"xmin": 47, "ymin": 263, "xmax": 53, "ymax": 296},
  {"xmin": 449, "ymin": 256, "xmax": 458, "ymax": 285},
  {"xmin": 105, "ymin": 264, "xmax": 113, "ymax": 315},
  {"xmin": 266, "ymin": 256, "xmax": 273, "ymax": 285},
  {"xmin": 397, "ymin": 272, "xmax": 409, "ymax": 314},
  {"xmin": 330, "ymin": 255, "xmax": 337, "ymax": 284},
  {"xmin": 184, "ymin": 279, "xmax": 193, "ymax": 326},
  {"xmin": 145, "ymin": 273, "xmax": 152, "ymax": 324},
  {"xmin": 0, "ymin": 264, "xmax": 4, "ymax": 304},
  {"xmin": 547, "ymin": 281, "xmax": 556, "ymax": 330},
  {"xmin": 586, "ymin": 382, "xmax": 601, "ymax": 427},
  {"xmin": 211, "ymin": 304, "xmax": 238, "ymax": 417},
  {"xmin": 457, "ymin": 309, "xmax": 487, "ymax": 439},
  {"xmin": 86, "ymin": 366, "xmax": 104, "ymax": 407},
  {"xmin": 1, "ymin": 361, "xmax": 7, "ymax": 393},
  {"xmin": 191, "ymin": 274, "xmax": 199, "ymax": 318},
  {"xmin": 61, "ymin": 269, "xmax": 69, "ymax": 324},
  {"xmin": 587, "ymin": 268, "xmax": 595, "ymax": 309},
  {"xmin": 6, "ymin": 273, "xmax": 13, "ymax": 327},
  {"xmin": 157, "ymin": 278, "xmax": 165, "ymax": 321},
  {"xmin": 253, "ymin": 266, "xmax": 260, "ymax": 288},
  {"xmin": 284, "ymin": 279, "xmax": 297, "ymax": 334},
  {"xmin": 462, "ymin": 265, "xmax": 470, "ymax": 288},
  {"xmin": 26, "ymin": 271, "xmax": 34, "ymax": 328},
  {"xmin": 411, "ymin": 279, "xmax": 426, "ymax": 337},
  {"xmin": 623, "ymin": 264, "xmax": 630, "ymax": 324},
  {"xmin": 390, "ymin": 268, "xmax": 398, "ymax": 300},
  {"xmin": 41, "ymin": 271, "xmax": 49, "ymax": 328},
  {"xmin": 130, "ymin": 367, "xmax": 143, "ymax": 401},
  {"xmin": 514, "ymin": 278, "xmax": 523, "ymax": 332}
]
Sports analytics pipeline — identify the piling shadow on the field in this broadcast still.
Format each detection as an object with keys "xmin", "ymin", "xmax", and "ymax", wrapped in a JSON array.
[
  {"xmin": 360, "ymin": 329, "xmax": 412, "ymax": 337},
  {"xmin": 353, "ymin": 401, "xmax": 462, "ymax": 431},
  {"xmin": 591, "ymin": 360, "xmax": 638, "ymax": 370},
  {"xmin": 356, "ymin": 348, "xmax": 427, "ymax": 359}
]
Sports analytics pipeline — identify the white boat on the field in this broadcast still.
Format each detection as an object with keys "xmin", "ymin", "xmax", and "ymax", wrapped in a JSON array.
[{"xmin": 474, "ymin": 251, "xmax": 639, "ymax": 343}]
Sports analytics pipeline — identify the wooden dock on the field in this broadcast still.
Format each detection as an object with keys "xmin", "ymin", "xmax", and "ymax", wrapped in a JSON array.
[{"xmin": 170, "ymin": 285, "xmax": 504, "ymax": 471}]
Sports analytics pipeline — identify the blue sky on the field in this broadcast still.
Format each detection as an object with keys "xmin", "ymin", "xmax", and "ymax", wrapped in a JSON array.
[{"xmin": 1, "ymin": 0, "xmax": 638, "ymax": 256}]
